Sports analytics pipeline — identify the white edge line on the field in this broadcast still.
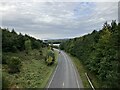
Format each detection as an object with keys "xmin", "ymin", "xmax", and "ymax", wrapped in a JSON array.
[
  {"xmin": 68, "ymin": 56, "xmax": 80, "ymax": 88},
  {"xmin": 47, "ymin": 62, "xmax": 58, "ymax": 88},
  {"xmin": 85, "ymin": 73, "xmax": 95, "ymax": 90},
  {"xmin": 63, "ymin": 82, "xmax": 64, "ymax": 87},
  {"xmin": 66, "ymin": 53, "xmax": 80, "ymax": 88},
  {"xmin": 47, "ymin": 49, "xmax": 59, "ymax": 88},
  {"xmin": 73, "ymin": 64, "xmax": 80, "ymax": 88},
  {"xmin": 62, "ymin": 52, "xmax": 80, "ymax": 88}
]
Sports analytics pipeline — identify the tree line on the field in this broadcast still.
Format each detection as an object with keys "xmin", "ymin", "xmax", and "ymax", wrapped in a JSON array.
[
  {"xmin": 2, "ymin": 28, "xmax": 48, "ymax": 53},
  {"xmin": 1, "ymin": 28, "xmax": 49, "ymax": 73},
  {"xmin": 60, "ymin": 20, "xmax": 120, "ymax": 88},
  {"xmin": 1, "ymin": 28, "xmax": 56, "ymax": 88},
  {"xmin": 2, "ymin": 27, "xmax": 56, "ymax": 74}
]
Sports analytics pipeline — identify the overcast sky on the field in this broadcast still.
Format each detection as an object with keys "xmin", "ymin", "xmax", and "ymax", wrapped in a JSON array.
[{"xmin": 1, "ymin": 0, "xmax": 118, "ymax": 40}]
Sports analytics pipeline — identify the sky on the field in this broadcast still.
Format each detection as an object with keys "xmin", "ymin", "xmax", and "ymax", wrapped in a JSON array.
[{"xmin": 1, "ymin": 0, "xmax": 119, "ymax": 40}]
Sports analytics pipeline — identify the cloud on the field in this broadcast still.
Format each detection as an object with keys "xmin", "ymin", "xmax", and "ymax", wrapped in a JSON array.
[{"xmin": 1, "ymin": 1, "xmax": 118, "ymax": 39}]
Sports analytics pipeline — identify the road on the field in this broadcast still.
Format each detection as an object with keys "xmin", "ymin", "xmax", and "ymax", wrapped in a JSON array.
[{"xmin": 47, "ymin": 50, "xmax": 83, "ymax": 88}]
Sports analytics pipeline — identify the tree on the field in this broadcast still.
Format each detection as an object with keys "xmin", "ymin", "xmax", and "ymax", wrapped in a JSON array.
[
  {"xmin": 60, "ymin": 21, "xmax": 120, "ymax": 88},
  {"xmin": 7, "ymin": 57, "xmax": 21, "ymax": 73},
  {"xmin": 24, "ymin": 39, "xmax": 32, "ymax": 54},
  {"xmin": 46, "ymin": 47, "xmax": 55, "ymax": 65}
]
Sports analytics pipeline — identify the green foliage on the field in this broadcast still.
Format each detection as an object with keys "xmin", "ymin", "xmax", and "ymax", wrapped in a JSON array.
[
  {"xmin": 2, "ymin": 74, "xmax": 10, "ymax": 88},
  {"xmin": 2, "ymin": 49, "xmax": 57, "ymax": 88},
  {"xmin": 60, "ymin": 21, "xmax": 120, "ymax": 88},
  {"xmin": 2, "ymin": 29, "xmax": 18, "ymax": 52},
  {"xmin": 2, "ymin": 28, "xmax": 48, "ymax": 53},
  {"xmin": 33, "ymin": 40, "xmax": 42, "ymax": 49},
  {"xmin": 52, "ymin": 45, "xmax": 59, "ymax": 49},
  {"xmin": 25, "ymin": 39, "xmax": 32, "ymax": 54},
  {"xmin": 7, "ymin": 56, "xmax": 21, "ymax": 73},
  {"xmin": 46, "ymin": 47, "xmax": 55, "ymax": 65},
  {"xmin": 1, "ymin": 28, "xmax": 53, "ymax": 88},
  {"xmin": 2, "ymin": 55, "xmax": 9, "ymax": 64}
]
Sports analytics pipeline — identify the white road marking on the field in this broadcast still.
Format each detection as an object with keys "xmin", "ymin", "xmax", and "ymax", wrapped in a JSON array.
[
  {"xmin": 85, "ymin": 73, "xmax": 95, "ymax": 90},
  {"xmin": 47, "ymin": 65, "xmax": 58, "ymax": 88},
  {"xmin": 62, "ymin": 52, "xmax": 80, "ymax": 88},
  {"xmin": 47, "ymin": 61, "xmax": 59, "ymax": 88},
  {"xmin": 49, "ymin": 50, "xmax": 80, "ymax": 88},
  {"xmin": 63, "ymin": 82, "xmax": 64, "ymax": 87},
  {"xmin": 74, "ymin": 68, "xmax": 80, "ymax": 88}
]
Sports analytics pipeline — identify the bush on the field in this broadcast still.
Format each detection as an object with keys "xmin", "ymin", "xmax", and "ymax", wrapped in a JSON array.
[
  {"xmin": 24, "ymin": 39, "xmax": 32, "ymax": 54},
  {"xmin": 46, "ymin": 49, "xmax": 55, "ymax": 65},
  {"xmin": 39, "ymin": 50, "xmax": 42, "ymax": 55},
  {"xmin": 7, "ymin": 57, "xmax": 21, "ymax": 73},
  {"xmin": 2, "ymin": 55, "xmax": 10, "ymax": 64},
  {"xmin": 2, "ymin": 55, "xmax": 7, "ymax": 64},
  {"xmin": 2, "ymin": 74, "xmax": 9, "ymax": 88}
]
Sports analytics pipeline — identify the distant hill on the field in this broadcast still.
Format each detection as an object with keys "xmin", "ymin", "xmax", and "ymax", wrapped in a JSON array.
[{"xmin": 43, "ymin": 38, "xmax": 70, "ymax": 44}]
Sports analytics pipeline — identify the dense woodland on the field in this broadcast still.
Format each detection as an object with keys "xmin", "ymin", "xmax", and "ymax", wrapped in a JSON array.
[
  {"xmin": 2, "ymin": 28, "xmax": 47, "ymax": 53},
  {"xmin": 60, "ymin": 20, "xmax": 120, "ymax": 88},
  {"xmin": 1, "ymin": 28, "xmax": 56, "ymax": 88}
]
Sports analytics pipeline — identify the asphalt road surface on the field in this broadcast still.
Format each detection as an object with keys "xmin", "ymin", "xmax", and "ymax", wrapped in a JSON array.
[{"xmin": 47, "ymin": 50, "xmax": 83, "ymax": 88}]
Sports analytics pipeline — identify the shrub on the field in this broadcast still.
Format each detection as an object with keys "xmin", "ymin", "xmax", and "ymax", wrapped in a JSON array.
[
  {"xmin": 46, "ymin": 49, "xmax": 55, "ymax": 65},
  {"xmin": 24, "ymin": 39, "xmax": 32, "ymax": 54},
  {"xmin": 7, "ymin": 57, "xmax": 21, "ymax": 73},
  {"xmin": 2, "ymin": 55, "xmax": 8, "ymax": 64},
  {"xmin": 39, "ymin": 50, "xmax": 42, "ymax": 55},
  {"xmin": 2, "ymin": 75, "xmax": 9, "ymax": 88}
]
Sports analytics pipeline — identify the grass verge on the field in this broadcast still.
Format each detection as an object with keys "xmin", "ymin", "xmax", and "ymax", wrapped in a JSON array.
[
  {"xmin": 68, "ymin": 54, "xmax": 100, "ymax": 88},
  {"xmin": 68, "ymin": 54, "xmax": 91, "ymax": 88},
  {"xmin": 2, "ymin": 48, "xmax": 58, "ymax": 88}
]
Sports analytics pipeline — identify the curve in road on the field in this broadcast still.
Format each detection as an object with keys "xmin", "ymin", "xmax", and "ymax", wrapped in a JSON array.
[{"xmin": 47, "ymin": 50, "xmax": 83, "ymax": 88}]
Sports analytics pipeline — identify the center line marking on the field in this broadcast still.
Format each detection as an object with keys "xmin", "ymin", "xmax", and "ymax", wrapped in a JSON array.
[{"xmin": 63, "ymin": 82, "xmax": 64, "ymax": 87}]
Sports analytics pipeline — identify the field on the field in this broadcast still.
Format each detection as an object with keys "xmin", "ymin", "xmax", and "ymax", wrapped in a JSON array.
[{"xmin": 2, "ymin": 48, "xmax": 58, "ymax": 88}]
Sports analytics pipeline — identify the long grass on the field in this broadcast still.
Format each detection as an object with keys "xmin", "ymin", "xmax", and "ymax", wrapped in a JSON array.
[{"xmin": 2, "ymin": 48, "xmax": 58, "ymax": 88}]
